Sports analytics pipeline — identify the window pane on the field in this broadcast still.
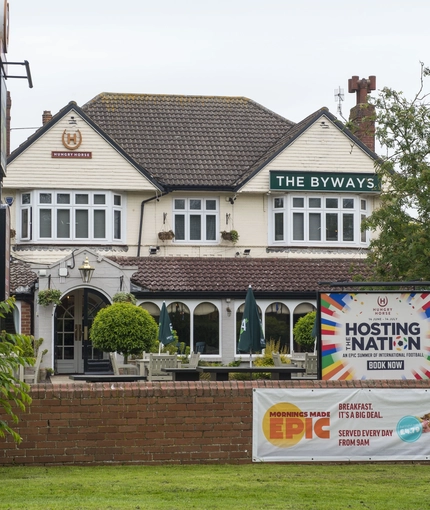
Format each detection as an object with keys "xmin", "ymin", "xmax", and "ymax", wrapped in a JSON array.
[
  {"xmin": 94, "ymin": 194, "xmax": 105, "ymax": 205},
  {"xmin": 274, "ymin": 197, "xmax": 283, "ymax": 208},
  {"xmin": 22, "ymin": 193, "xmax": 31, "ymax": 205},
  {"xmin": 76, "ymin": 210, "xmax": 89, "ymax": 238},
  {"xmin": 326, "ymin": 213, "xmax": 338, "ymax": 240},
  {"xmin": 343, "ymin": 213, "xmax": 354, "ymax": 241},
  {"xmin": 361, "ymin": 199, "xmax": 367, "ymax": 211},
  {"xmin": 57, "ymin": 193, "xmax": 70, "ymax": 204},
  {"xmin": 309, "ymin": 198, "xmax": 321, "ymax": 208},
  {"xmin": 190, "ymin": 215, "xmax": 201, "ymax": 240},
  {"xmin": 175, "ymin": 215, "xmax": 185, "ymax": 240},
  {"xmin": 21, "ymin": 209, "xmax": 29, "ymax": 238},
  {"xmin": 293, "ymin": 198, "xmax": 304, "ymax": 208},
  {"xmin": 206, "ymin": 200, "xmax": 216, "ymax": 211},
  {"xmin": 175, "ymin": 199, "xmax": 185, "ymax": 210},
  {"xmin": 114, "ymin": 195, "xmax": 121, "ymax": 206},
  {"xmin": 190, "ymin": 200, "xmax": 201, "ymax": 210},
  {"xmin": 326, "ymin": 198, "xmax": 338, "ymax": 209},
  {"xmin": 206, "ymin": 215, "xmax": 216, "ymax": 240},
  {"xmin": 274, "ymin": 212, "xmax": 284, "ymax": 241},
  {"xmin": 57, "ymin": 209, "xmax": 70, "ymax": 238},
  {"xmin": 114, "ymin": 210, "xmax": 121, "ymax": 239},
  {"xmin": 39, "ymin": 193, "xmax": 52, "ymax": 204},
  {"xmin": 75, "ymin": 194, "xmax": 88, "ymax": 205},
  {"xmin": 293, "ymin": 213, "xmax": 304, "ymax": 240},
  {"xmin": 343, "ymin": 198, "xmax": 354, "ymax": 209},
  {"xmin": 361, "ymin": 214, "xmax": 367, "ymax": 242},
  {"xmin": 94, "ymin": 210, "xmax": 106, "ymax": 238},
  {"xmin": 39, "ymin": 209, "xmax": 52, "ymax": 237},
  {"xmin": 309, "ymin": 213, "xmax": 321, "ymax": 240}
]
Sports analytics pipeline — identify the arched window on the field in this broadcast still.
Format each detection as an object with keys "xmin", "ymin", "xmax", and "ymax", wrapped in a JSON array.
[
  {"xmin": 168, "ymin": 302, "xmax": 190, "ymax": 352},
  {"xmin": 264, "ymin": 302, "xmax": 290, "ymax": 351},
  {"xmin": 293, "ymin": 303, "xmax": 316, "ymax": 353},
  {"xmin": 139, "ymin": 302, "xmax": 161, "ymax": 320},
  {"xmin": 193, "ymin": 302, "xmax": 219, "ymax": 354}
]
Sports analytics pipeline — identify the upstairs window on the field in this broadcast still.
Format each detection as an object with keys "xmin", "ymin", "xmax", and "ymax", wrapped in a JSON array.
[
  {"xmin": 173, "ymin": 198, "xmax": 218, "ymax": 243},
  {"xmin": 19, "ymin": 191, "xmax": 124, "ymax": 243},
  {"xmin": 271, "ymin": 194, "xmax": 369, "ymax": 247}
]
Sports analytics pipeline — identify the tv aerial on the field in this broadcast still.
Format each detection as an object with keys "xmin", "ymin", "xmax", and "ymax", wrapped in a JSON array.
[{"xmin": 334, "ymin": 86, "xmax": 347, "ymax": 121}]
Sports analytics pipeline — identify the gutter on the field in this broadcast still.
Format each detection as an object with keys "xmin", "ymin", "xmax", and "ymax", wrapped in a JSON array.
[{"xmin": 137, "ymin": 193, "xmax": 169, "ymax": 257}]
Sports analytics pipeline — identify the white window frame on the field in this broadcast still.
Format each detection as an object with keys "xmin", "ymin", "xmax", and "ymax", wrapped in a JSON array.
[
  {"xmin": 173, "ymin": 197, "xmax": 219, "ymax": 244},
  {"xmin": 18, "ymin": 190, "xmax": 125, "ymax": 244},
  {"xmin": 270, "ymin": 194, "xmax": 369, "ymax": 247}
]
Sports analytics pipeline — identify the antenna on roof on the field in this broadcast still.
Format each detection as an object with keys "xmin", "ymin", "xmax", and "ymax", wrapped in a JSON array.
[{"xmin": 334, "ymin": 86, "xmax": 346, "ymax": 121}]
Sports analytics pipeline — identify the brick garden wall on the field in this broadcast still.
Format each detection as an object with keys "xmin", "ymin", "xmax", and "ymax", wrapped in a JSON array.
[{"xmin": 1, "ymin": 379, "xmax": 430, "ymax": 466}]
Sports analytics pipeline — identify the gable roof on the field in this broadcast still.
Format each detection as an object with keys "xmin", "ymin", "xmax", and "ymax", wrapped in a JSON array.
[
  {"xmin": 109, "ymin": 256, "xmax": 370, "ymax": 297},
  {"xmin": 235, "ymin": 108, "xmax": 381, "ymax": 189},
  {"xmin": 7, "ymin": 101, "xmax": 164, "ymax": 192},
  {"xmin": 80, "ymin": 93, "xmax": 295, "ymax": 190}
]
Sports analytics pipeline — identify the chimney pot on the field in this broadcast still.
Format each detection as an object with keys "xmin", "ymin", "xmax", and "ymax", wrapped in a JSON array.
[{"xmin": 42, "ymin": 111, "xmax": 52, "ymax": 125}]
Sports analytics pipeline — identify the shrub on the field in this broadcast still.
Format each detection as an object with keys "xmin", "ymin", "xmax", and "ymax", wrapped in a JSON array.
[
  {"xmin": 90, "ymin": 303, "xmax": 158, "ymax": 362},
  {"xmin": 293, "ymin": 311, "xmax": 316, "ymax": 352}
]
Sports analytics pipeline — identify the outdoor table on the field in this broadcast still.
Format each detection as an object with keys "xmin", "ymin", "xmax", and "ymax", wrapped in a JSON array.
[
  {"xmin": 69, "ymin": 374, "xmax": 147, "ymax": 382},
  {"xmin": 161, "ymin": 367, "xmax": 201, "ymax": 381},
  {"xmin": 196, "ymin": 366, "xmax": 305, "ymax": 381}
]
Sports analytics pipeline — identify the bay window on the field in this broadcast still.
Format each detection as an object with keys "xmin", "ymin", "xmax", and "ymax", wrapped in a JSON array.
[
  {"xmin": 19, "ymin": 191, "xmax": 124, "ymax": 243},
  {"xmin": 271, "ymin": 194, "xmax": 369, "ymax": 247}
]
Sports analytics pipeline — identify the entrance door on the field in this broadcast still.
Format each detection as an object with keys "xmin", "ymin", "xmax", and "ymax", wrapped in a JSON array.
[{"xmin": 55, "ymin": 289, "xmax": 109, "ymax": 374}]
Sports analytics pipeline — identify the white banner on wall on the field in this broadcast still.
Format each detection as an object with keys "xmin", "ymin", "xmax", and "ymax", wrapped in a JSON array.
[
  {"xmin": 319, "ymin": 292, "xmax": 430, "ymax": 380},
  {"xmin": 253, "ymin": 388, "xmax": 430, "ymax": 462}
]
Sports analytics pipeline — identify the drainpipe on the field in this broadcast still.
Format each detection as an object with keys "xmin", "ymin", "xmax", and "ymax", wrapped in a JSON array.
[{"xmin": 137, "ymin": 193, "xmax": 168, "ymax": 257}]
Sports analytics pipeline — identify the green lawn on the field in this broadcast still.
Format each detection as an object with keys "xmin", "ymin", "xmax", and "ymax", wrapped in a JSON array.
[{"xmin": 0, "ymin": 463, "xmax": 429, "ymax": 509}]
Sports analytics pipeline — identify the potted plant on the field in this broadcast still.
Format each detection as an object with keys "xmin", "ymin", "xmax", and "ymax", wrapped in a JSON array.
[
  {"xmin": 37, "ymin": 289, "xmax": 62, "ymax": 306},
  {"xmin": 221, "ymin": 230, "xmax": 239, "ymax": 243},
  {"xmin": 112, "ymin": 292, "xmax": 137, "ymax": 304},
  {"xmin": 158, "ymin": 230, "xmax": 175, "ymax": 241}
]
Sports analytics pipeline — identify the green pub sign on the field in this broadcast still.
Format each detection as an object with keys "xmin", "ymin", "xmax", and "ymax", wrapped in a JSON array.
[{"xmin": 270, "ymin": 171, "xmax": 380, "ymax": 192}]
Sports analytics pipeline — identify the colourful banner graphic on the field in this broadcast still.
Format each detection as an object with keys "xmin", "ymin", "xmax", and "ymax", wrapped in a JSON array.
[
  {"xmin": 319, "ymin": 292, "xmax": 430, "ymax": 380},
  {"xmin": 253, "ymin": 388, "xmax": 430, "ymax": 462}
]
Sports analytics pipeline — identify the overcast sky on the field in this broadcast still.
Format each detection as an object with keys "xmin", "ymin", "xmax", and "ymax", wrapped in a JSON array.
[{"xmin": 6, "ymin": 0, "xmax": 430, "ymax": 152}]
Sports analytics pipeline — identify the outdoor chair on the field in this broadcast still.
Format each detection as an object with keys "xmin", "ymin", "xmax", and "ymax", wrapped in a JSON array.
[
  {"xmin": 305, "ymin": 353, "xmax": 318, "ymax": 377},
  {"xmin": 146, "ymin": 353, "xmax": 178, "ymax": 381},
  {"xmin": 21, "ymin": 347, "xmax": 44, "ymax": 384},
  {"xmin": 181, "ymin": 352, "xmax": 200, "ymax": 369},
  {"xmin": 109, "ymin": 352, "xmax": 139, "ymax": 375}
]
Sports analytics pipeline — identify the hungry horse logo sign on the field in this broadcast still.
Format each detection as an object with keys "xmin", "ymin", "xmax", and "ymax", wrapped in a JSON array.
[
  {"xmin": 377, "ymin": 296, "xmax": 388, "ymax": 307},
  {"xmin": 62, "ymin": 129, "xmax": 82, "ymax": 150}
]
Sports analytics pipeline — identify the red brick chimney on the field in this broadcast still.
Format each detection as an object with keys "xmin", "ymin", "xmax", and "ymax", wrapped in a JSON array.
[
  {"xmin": 348, "ymin": 76, "xmax": 376, "ymax": 152},
  {"xmin": 6, "ymin": 91, "xmax": 11, "ymax": 157},
  {"xmin": 42, "ymin": 110, "xmax": 53, "ymax": 125}
]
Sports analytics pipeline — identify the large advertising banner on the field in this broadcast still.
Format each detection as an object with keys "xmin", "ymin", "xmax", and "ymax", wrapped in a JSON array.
[
  {"xmin": 253, "ymin": 388, "xmax": 430, "ymax": 462},
  {"xmin": 319, "ymin": 292, "xmax": 430, "ymax": 380}
]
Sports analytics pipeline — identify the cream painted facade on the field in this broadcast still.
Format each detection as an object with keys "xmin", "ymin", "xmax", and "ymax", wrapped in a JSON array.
[{"xmin": 3, "ymin": 100, "xmax": 380, "ymax": 373}]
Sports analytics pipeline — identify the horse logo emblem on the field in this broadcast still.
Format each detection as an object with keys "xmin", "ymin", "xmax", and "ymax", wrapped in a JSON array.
[{"xmin": 62, "ymin": 129, "xmax": 82, "ymax": 150}]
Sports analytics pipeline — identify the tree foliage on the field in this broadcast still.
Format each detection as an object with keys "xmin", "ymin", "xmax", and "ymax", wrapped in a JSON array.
[
  {"xmin": 0, "ymin": 298, "xmax": 34, "ymax": 443},
  {"xmin": 364, "ymin": 62, "xmax": 430, "ymax": 281},
  {"xmin": 90, "ymin": 303, "xmax": 158, "ymax": 361},
  {"xmin": 293, "ymin": 312, "xmax": 316, "ymax": 352}
]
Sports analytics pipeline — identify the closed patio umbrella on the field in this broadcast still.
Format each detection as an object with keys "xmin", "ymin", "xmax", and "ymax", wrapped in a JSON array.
[
  {"xmin": 238, "ymin": 285, "xmax": 265, "ymax": 366},
  {"xmin": 158, "ymin": 302, "xmax": 174, "ymax": 353}
]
